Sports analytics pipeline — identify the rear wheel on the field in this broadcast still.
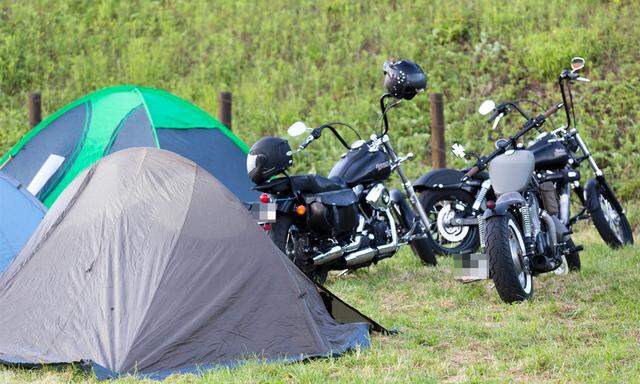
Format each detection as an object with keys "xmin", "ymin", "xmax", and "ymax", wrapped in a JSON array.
[
  {"xmin": 270, "ymin": 216, "xmax": 329, "ymax": 284},
  {"xmin": 587, "ymin": 182, "xmax": 634, "ymax": 248},
  {"xmin": 486, "ymin": 213, "xmax": 533, "ymax": 303},
  {"xmin": 419, "ymin": 189, "xmax": 479, "ymax": 256}
]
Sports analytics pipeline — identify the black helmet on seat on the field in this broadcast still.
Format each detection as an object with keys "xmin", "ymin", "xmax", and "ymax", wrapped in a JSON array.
[
  {"xmin": 383, "ymin": 59, "xmax": 427, "ymax": 100},
  {"xmin": 246, "ymin": 136, "xmax": 293, "ymax": 184}
]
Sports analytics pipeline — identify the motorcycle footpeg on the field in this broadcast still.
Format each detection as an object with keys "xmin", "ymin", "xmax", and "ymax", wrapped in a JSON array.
[{"xmin": 566, "ymin": 244, "xmax": 584, "ymax": 253}]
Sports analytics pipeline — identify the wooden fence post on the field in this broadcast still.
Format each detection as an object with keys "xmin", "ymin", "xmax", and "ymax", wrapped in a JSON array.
[
  {"xmin": 218, "ymin": 91, "xmax": 232, "ymax": 130},
  {"xmin": 29, "ymin": 92, "xmax": 42, "ymax": 128},
  {"xmin": 429, "ymin": 93, "xmax": 446, "ymax": 169}
]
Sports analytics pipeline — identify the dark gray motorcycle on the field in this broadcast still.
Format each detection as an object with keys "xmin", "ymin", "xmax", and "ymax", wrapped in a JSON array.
[{"xmin": 247, "ymin": 60, "xmax": 436, "ymax": 283}]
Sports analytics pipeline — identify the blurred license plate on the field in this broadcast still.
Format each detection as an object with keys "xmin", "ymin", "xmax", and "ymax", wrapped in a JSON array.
[
  {"xmin": 249, "ymin": 202, "xmax": 276, "ymax": 223},
  {"xmin": 453, "ymin": 253, "xmax": 489, "ymax": 281}
]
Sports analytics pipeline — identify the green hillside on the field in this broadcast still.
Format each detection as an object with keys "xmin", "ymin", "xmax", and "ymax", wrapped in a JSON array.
[
  {"xmin": 1, "ymin": 2, "xmax": 640, "ymax": 383},
  {"xmin": 1, "ymin": 1, "xmax": 639, "ymax": 199}
]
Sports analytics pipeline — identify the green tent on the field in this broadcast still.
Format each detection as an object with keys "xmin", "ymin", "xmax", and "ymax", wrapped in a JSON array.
[{"xmin": 0, "ymin": 86, "xmax": 256, "ymax": 206}]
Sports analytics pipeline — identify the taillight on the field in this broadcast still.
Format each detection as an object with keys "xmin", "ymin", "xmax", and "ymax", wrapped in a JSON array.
[
  {"xmin": 262, "ymin": 223, "xmax": 272, "ymax": 231},
  {"xmin": 295, "ymin": 205, "xmax": 307, "ymax": 216},
  {"xmin": 486, "ymin": 200, "xmax": 496, "ymax": 209},
  {"xmin": 260, "ymin": 193, "xmax": 270, "ymax": 204}
]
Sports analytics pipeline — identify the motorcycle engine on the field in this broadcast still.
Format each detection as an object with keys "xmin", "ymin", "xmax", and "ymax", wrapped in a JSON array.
[{"xmin": 369, "ymin": 217, "xmax": 391, "ymax": 247}]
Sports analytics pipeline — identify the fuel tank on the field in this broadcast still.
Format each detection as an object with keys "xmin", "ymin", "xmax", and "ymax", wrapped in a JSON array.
[
  {"xmin": 488, "ymin": 150, "xmax": 535, "ymax": 196},
  {"xmin": 328, "ymin": 141, "xmax": 391, "ymax": 186},
  {"xmin": 528, "ymin": 135, "xmax": 570, "ymax": 170}
]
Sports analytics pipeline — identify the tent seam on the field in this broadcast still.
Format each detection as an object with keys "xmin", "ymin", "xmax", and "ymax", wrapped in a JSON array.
[
  {"xmin": 117, "ymin": 158, "xmax": 198, "ymax": 372},
  {"xmin": 134, "ymin": 88, "xmax": 160, "ymax": 148}
]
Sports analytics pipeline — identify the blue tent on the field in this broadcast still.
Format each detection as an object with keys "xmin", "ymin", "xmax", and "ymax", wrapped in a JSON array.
[{"xmin": 0, "ymin": 171, "xmax": 46, "ymax": 272}]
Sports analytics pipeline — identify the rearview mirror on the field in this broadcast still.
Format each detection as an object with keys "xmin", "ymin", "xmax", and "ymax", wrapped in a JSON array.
[
  {"xmin": 478, "ymin": 100, "xmax": 496, "ymax": 116},
  {"xmin": 451, "ymin": 142, "xmax": 466, "ymax": 159},
  {"xmin": 571, "ymin": 57, "xmax": 585, "ymax": 72},
  {"xmin": 287, "ymin": 121, "xmax": 309, "ymax": 137}
]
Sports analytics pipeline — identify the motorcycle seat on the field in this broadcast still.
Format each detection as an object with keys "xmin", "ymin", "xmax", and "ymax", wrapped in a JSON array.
[{"xmin": 289, "ymin": 174, "xmax": 349, "ymax": 194}]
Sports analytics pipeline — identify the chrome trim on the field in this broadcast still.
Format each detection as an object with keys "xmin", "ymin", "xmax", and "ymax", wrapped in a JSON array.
[
  {"xmin": 312, "ymin": 216, "xmax": 365, "ymax": 265},
  {"xmin": 345, "ymin": 209, "xmax": 398, "ymax": 267}
]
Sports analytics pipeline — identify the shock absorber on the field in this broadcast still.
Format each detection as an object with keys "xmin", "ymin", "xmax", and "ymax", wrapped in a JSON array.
[
  {"xmin": 472, "ymin": 180, "xmax": 491, "ymax": 212},
  {"xmin": 477, "ymin": 215, "xmax": 487, "ymax": 250},
  {"xmin": 519, "ymin": 205, "xmax": 533, "ymax": 238},
  {"xmin": 519, "ymin": 204, "xmax": 536, "ymax": 255}
]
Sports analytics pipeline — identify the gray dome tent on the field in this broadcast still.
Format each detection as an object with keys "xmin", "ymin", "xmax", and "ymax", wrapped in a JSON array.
[{"xmin": 0, "ymin": 148, "xmax": 380, "ymax": 379}]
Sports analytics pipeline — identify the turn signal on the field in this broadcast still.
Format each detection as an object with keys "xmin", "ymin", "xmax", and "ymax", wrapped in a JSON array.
[
  {"xmin": 486, "ymin": 200, "xmax": 496, "ymax": 209},
  {"xmin": 295, "ymin": 205, "xmax": 307, "ymax": 216},
  {"xmin": 259, "ymin": 193, "xmax": 270, "ymax": 204}
]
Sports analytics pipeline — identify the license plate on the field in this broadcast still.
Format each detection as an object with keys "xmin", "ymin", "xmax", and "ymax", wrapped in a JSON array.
[
  {"xmin": 248, "ymin": 202, "xmax": 277, "ymax": 223},
  {"xmin": 453, "ymin": 253, "xmax": 489, "ymax": 281}
]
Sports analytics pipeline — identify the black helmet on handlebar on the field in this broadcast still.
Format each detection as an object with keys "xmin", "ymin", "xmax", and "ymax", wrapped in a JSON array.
[
  {"xmin": 383, "ymin": 59, "xmax": 427, "ymax": 100},
  {"xmin": 246, "ymin": 137, "xmax": 293, "ymax": 184}
]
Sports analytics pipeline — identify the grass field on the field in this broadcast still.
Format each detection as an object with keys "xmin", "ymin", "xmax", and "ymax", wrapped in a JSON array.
[{"xmin": 1, "ymin": 224, "xmax": 638, "ymax": 384}]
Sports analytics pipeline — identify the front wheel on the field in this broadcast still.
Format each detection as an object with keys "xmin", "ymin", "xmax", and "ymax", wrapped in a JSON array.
[
  {"xmin": 269, "ymin": 215, "xmax": 329, "ymax": 284},
  {"xmin": 410, "ymin": 235, "xmax": 437, "ymax": 266},
  {"xmin": 586, "ymin": 181, "xmax": 634, "ymax": 248},
  {"xmin": 486, "ymin": 213, "xmax": 533, "ymax": 303}
]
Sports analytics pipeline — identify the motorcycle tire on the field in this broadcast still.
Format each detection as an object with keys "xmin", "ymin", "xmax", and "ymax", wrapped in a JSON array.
[
  {"xmin": 419, "ymin": 189, "xmax": 479, "ymax": 256},
  {"xmin": 486, "ymin": 212, "xmax": 533, "ymax": 303},
  {"xmin": 269, "ymin": 215, "xmax": 329, "ymax": 284},
  {"xmin": 585, "ymin": 181, "xmax": 634, "ymax": 248}
]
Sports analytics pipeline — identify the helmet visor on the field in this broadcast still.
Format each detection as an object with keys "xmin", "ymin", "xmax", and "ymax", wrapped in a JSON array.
[{"xmin": 246, "ymin": 154, "xmax": 259, "ymax": 174}]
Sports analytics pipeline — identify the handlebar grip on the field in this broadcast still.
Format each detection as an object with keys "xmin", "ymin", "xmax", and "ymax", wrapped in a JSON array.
[
  {"xmin": 465, "ymin": 165, "xmax": 481, "ymax": 178},
  {"xmin": 543, "ymin": 103, "xmax": 561, "ymax": 119},
  {"xmin": 487, "ymin": 110, "xmax": 500, "ymax": 123},
  {"xmin": 298, "ymin": 135, "xmax": 315, "ymax": 150}
]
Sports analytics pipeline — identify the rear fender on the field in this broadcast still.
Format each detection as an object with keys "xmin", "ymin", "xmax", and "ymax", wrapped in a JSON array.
[{"xmin": 482, "ymin": 192, "xmax": 526, "ymax": 220}]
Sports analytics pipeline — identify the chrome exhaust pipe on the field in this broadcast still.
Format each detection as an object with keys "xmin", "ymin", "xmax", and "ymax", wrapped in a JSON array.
[
  {"xmin": 345, "ymin": 210, "xmax": 398, "ymax": 267},
  {"xmin": 312, "ymin": 217, "xmax": 365, "ymax": 265}
]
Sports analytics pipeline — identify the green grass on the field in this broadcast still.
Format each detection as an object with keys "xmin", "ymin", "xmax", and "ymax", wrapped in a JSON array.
[{"xmin": 2, "ymin": 225, "xmax": 639, "ymax": 383}]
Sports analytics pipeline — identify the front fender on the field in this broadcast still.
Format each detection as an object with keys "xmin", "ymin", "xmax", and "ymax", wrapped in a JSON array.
[
  {"xmin": 389, "ymin": 189, "xmax": 416, "ymax": 230},
  {"xmin": 584, "ymin": 177, "xmax": 623, "ymax": 213},
  {"xmin": 413, "ymin": 168, "xmax": 474, "ymax": 193},
  {"xmin": 482, "ymin": 192, "xmax": 525, "ymax": 220}
]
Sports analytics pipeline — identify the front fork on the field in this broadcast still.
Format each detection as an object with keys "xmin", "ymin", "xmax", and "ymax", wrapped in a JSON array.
[
  {"xmin": 382, "ymin": 137, "xmax": 431, "ymax": 235},
  {"xmin": 572, "ymin": 129, "xmax": 624, "ymax": 212}
]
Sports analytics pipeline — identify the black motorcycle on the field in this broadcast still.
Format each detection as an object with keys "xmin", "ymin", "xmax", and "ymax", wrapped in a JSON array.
[
  {"xmin": 415, "ymin": 57, "xmax": 633, "ymax": 257},
  {"xmin": 463, "ymin": 94, "xmax": 585, "ymax": 302},
  {"xmin": 247, "ymin": 60, "xmax": 436, "ymax": 283}
]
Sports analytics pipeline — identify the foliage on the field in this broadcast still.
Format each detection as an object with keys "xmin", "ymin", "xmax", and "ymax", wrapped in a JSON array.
[{"xmin": 1, "ymin": 1, "xmax": 639, "ymax": 198}]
